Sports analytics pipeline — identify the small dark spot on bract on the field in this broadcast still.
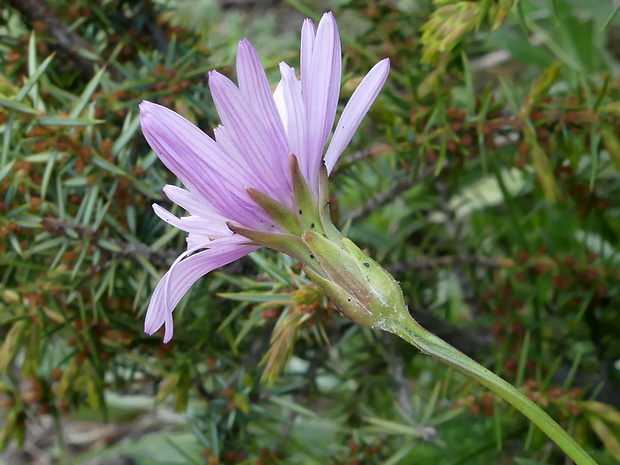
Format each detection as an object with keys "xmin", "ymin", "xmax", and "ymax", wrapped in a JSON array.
[
  {"xmin": 310, "ymin": 254, "xmax": 315, "ymax": 259},
  {"xmin": 363, "ymin": 262, "xmax": 370, "ymax": 268},
  {"xmin": 311, "ymin": 223, "xmax": 315, "ymax": 228},
  {"xmin": 298, "ymin": 209, "xmax": 303, "ymax": 214},
  {"xmin": 347, "ymin": 298, "xmax": 351, "ymax": 301}
]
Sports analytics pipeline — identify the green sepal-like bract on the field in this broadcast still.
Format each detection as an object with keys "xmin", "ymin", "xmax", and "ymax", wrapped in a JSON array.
[
  {"xmin": 289, "ymin": 154, "xmax": 326, "ymax": 235},
  {"xmin": 246, "ymin": 186, "xmax": 302, "ymax": 236},
  {"xmin": 236, "ymin": 155, "xmax": 411, "ymax": 330},
  {"xmin": 226, "ymin": 221, "xmax": 324, "ymax": 277},
  {"xmin": 317, "ymin": 163, "xmax": 343, "ymax": 242},
  {"xmin": 303, "ymin": 265, "xmax": 374, "ymax": 327}
]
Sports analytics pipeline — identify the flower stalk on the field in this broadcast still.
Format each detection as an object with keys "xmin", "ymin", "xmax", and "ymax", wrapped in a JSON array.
[{"xmin": 391, "ymin": 314, "xmax": 597, "ymax": 465}]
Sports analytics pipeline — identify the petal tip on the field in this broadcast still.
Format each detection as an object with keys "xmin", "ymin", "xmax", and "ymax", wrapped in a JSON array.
[
  {"xmin": 320, "ymin": 11, "xmax": 338, "ymax": 29},
  {"xmin": 139, "ymin": 100, "xmax": 154, "ymax": 117},
  {"xmin": 144, "ymin": 319, "xmax": 159, "ymax": 335}
]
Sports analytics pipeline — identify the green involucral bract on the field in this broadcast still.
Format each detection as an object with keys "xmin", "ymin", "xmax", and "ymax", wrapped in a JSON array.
[{"xmin": 233, "ymin": 154, "xmax": 411, "ymax": 330}]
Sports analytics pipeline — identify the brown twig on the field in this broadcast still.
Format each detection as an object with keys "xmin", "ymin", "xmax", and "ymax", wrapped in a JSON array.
[
  {"xmin": 386, "ymin": 255, "xmax": 501, "ymax": 273},
  {"xmin": 8, "ymin": 0, "xmax": 103, "ymax": 78},
  {"xmin": 332, "ymin": 143, "xmax": 394, "ymax": 173},
  {"xmin": 344, "ymin": 164, "xmax": 442, "ymax": 223},
  {"xmin": 41, "ymin": 217, "xmax": 178, "ymax": 268},
  {"xmin": 123, "ymin": 0, "xmax": 169, "ymax": 54},
  {"xmin": 435, "ymin": 180, "xmax": 483, "ymax": 314}
]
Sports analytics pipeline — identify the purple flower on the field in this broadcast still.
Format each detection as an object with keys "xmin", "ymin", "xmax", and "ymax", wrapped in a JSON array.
[{"xmin": 141, "ymin": 12, "xmax": 390, "ymax": 342}]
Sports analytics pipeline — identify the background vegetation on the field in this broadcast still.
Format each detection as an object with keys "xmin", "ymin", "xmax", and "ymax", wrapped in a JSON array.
[{"xmin": 1, "ymin": 0, "xmax": 620, "ymax": 463}]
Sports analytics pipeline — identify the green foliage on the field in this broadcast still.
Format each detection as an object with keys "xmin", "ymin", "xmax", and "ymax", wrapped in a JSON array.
[{"xmin": 0, "ymin": 0, "xmax": 619, "ymax": 464}]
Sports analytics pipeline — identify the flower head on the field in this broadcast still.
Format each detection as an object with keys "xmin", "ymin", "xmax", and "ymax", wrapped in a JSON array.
[{"xmin": 141, "ymin": 12, "xmax": 391, "ymax": 342}]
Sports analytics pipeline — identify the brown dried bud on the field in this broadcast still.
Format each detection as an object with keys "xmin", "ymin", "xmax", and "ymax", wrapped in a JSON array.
[
  {"xmin": 32, "ymin": 20, "xmax": 46, "ymax": 33},
  {"xmin": 28, "ymin": 197, "xmax": 41, "ymax": 210},
  {"xmin": 567, "ymin": 401, "xmax": 581, "ymax": 416},
  {"xmin": 262, "ymin": 307, "xmax": 281, "ymax": 320},
  {"xmin": 101, "ymin": 138, "xmax": 113, "ymax": 156},
  {"xmin": 547, "ymin": 387, "xmax": 564, "ymax": 400},
  {"xmin": 222, "ymin": 387, "xmax": 235, "ymax": 399},
  {"xmin": 583, "ymin": 268, "xmax": 598, "ymax": 282},
  {"xmin": 426, "ymin": 150, "xmax": 438, "ymax": 164},
  {"xmin": 74, "ymin": 159, "xmax": 85, "ymax": 174},
  {"xmin": 517, "ymin": 250, "xmax": 529, "ymax": 264},
  {"xmin": 348, "ymin": 438, "xmax": 359, "ymax": 453},
  {"xmin": 481, "ymin": 289, "xmax": 494, "ymax": 302},
  {"xmin": 563, "ymin": 256, "xmax": 577, "ymax": 268},
  {"xmin": 78, "ymin": 146, "xmax": 92, "ymax": 160},
  {"xmin": 533, "ymin": 262, "xmax": 551, "ymax": 274},
  {"xmin": 490, "ymin": 322, "xmax": 503, "ymax": 337},
  {"xmin": 500, "ymin": 283, "xmax": 512, "ymax": 299},
  {"xmin": 568, "ymin": 387, "xmax": 582, "ymax": 399}
]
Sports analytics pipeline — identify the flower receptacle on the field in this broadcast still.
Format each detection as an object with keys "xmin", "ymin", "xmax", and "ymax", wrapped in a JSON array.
[{"xmin": 302, "ymin": 231, "xmax": 410, "ymax": 331}]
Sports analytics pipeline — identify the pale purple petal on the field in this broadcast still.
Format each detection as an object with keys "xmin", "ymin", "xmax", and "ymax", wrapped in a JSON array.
[
  {"xmin": 324, "ymin": 58, "xmax": 390, "ymax": 173},
  {"xmin": 140, "ymin": 102, "xmax": 252, "ymax": 188},
  {"xmin": 163, "ymin": 185, "xmax": 221, "ymax": 218},
  {"xmin": 272, "ymin": 80, "xmax": 287, "ymax": 131},
  {"xmin": 213, "ymin": 125, "xmax": 248, "ymax": 169},
  {"xmin": 236, "ymin": 39, "xmax": 289, "ymax": 157},
  {"xmin": 153, "ymin": 204, "xmax": 232, "ymax": 237},
  {"xmin": 278, "ymin": 63, "xmax": 307, "ymax": 177},
  {"xmin": 300, "ymin": 18, "xmax": 316, "ymax": 91},
  {"xmin": 161, "ymin": 185, "xmax": 275, "ymax": 235},
  {"xmin": 187, "ymin": 232, "xmax": 213, "ymax": 250},
  {"xmin": 305, "ymin": 12, "xmax": 341, "ymax": 188},
  {"xmin": 145, "ymin": 237, "xmax": 259, "ymax": 342},
  {"xmin": 208, "ymin": 71, "xmax": 292, "ymax": 206},
  {"xmin": 323, "ymin": 18, "xmax": 342, "ymax": 145},
  {"xmin": 140, "ymin": 101, "xmax": 252, "ymax": 221}
]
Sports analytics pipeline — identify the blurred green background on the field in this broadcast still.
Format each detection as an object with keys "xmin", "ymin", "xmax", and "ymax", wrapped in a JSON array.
[{"xmin": 1, "ymin": 0, "xmax": 620, "ymax": 463}]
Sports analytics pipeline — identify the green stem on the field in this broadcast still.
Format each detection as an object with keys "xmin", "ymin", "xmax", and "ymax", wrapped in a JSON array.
[{"xmin": 391, "ymin": 315, "xmax": 597, "ymax": 465}]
